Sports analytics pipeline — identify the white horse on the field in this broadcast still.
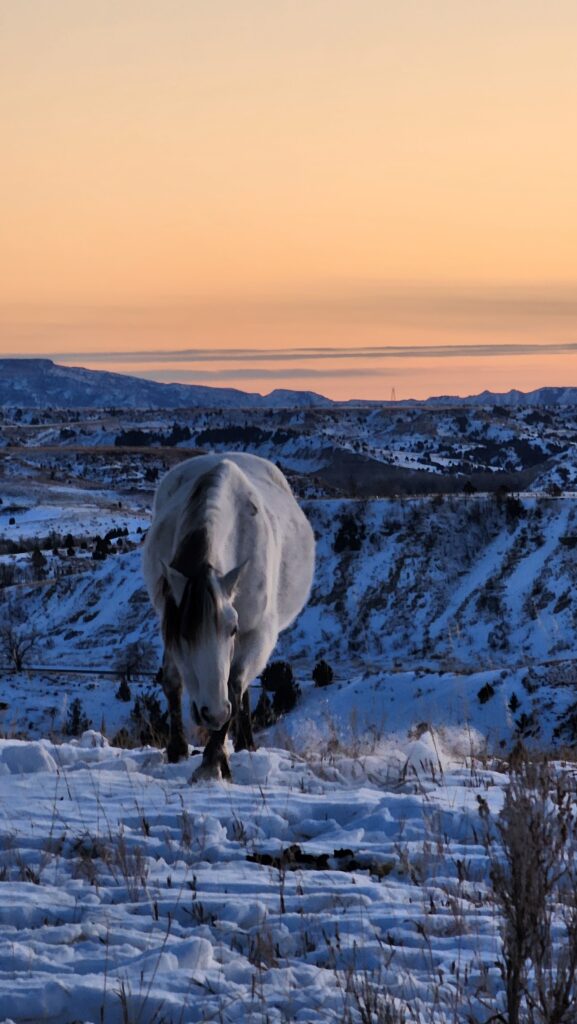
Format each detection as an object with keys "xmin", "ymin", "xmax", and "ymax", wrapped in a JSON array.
[{"xmin": 142, "ymin": 452, "xmax": 315, "ymax": 779}]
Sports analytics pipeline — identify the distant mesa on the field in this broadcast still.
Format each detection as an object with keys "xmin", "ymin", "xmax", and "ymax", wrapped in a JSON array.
[
  {"xmin": 423, "ymin": 387, "xmax": 577, "ymax": 408},
  {"xmin": 0, "ymin": 358, "xmax": 332, "ymax": 410},
  {"xmin": 0, "ymin": 357, "xmax": 576, "ymax": 409}
]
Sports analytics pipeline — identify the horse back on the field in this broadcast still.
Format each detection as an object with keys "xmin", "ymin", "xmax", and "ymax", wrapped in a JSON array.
[{"xmin": 143, "ymin": 452, "xmax": 314, "ymax": 628}]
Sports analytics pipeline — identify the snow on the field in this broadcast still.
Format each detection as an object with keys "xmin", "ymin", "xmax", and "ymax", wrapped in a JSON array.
[
  {"xmin": 4, "ymin": 386, "xmax": 577, "ymax": 1020},
  {"xmin": 0, "ymin": 741, "xmax": 58, "ymax": 774},
  {"xmin": 0, "ymin": 488, "xmax": 149, "ymax": 542},
  {"xmin": 0, "ymin": 731, "xmax": 507, "ymax": 1023}
]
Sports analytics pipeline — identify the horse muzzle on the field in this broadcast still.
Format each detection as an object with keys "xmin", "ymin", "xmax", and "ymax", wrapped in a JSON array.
[{"xmin": 193, "ymin": 700, "xmax": 232, "ymax": 731}]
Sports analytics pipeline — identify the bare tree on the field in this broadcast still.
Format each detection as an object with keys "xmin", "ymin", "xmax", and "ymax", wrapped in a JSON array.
[
  {"xmin": 487, "ymin": 756, "xmax": 577, "ymax": 1024},
  {"xmin": 0, "ymin": 603, "xmax": 39, "ymax": 671},
  {"xmin": 114, "ymin": 640, "xmax": 156, "ymax": 681}
]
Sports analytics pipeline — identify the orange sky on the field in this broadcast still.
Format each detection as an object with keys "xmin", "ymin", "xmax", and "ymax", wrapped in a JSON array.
[{"xmin": 2, "ymin": 2, "xmax": 577, "ymax": 400}]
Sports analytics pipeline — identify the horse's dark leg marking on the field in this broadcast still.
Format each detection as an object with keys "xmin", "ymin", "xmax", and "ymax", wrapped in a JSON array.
[
  {"xmin": 234, "ymin": 690, "xmax": 256, "ymax": 753},
  {"xmin": 200, "ymin": 720, "xmax": 232, "ymax": 780},
  {"xmin": 193, "ymin": 681, "xmax": 254, "ymax": 782},
  {"xmin": 160, "ymin": 655, "xmax": 189, "ymax": 763},
  {"xmin": 228, "ymin": 669, "xmax": 256, "ymax": 753},
  {"xmin": 166, "ymin": 689, "xmax": 189, "ymax": 763}
]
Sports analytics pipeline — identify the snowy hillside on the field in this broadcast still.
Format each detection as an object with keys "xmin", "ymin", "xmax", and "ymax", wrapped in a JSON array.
[
  {"xmin": 2, "ymin": 484, "xmax": 577, "ymax": 751},
  {"xmin": 4, "ymin": 390, "xmax": 577, "ymax": 499}
]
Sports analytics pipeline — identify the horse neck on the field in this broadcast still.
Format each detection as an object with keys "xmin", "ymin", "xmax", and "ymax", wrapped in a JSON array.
[{"xmin": 190, "ymin": 463, "xmax": 239, "ymax": 570}]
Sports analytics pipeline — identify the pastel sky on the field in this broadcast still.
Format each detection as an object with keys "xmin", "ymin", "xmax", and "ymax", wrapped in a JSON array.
[{"xmin": 2, "ymin": 1, "xmax": 577, "ymax": 400}]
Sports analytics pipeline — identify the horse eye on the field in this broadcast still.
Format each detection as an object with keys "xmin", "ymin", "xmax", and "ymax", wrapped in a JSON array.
[{"xmin": 230, "ymin": 625, "xmax": 238, "ymax": 638}]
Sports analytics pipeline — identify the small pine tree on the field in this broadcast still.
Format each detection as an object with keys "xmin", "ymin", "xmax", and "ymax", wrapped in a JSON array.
[
  {"xmin": 477, "ymin": 682, "xmax": 496, "ymax": 705},
  {"xmin": 312, "ymin": 659, "xmax": 334, "ymax": 688},
  {"xmin": 272, "ymin": 679, "xmax": 301, "ymax": 716},
  {"xmin": 115, "ymin": 675, "xmax": 131, "ymax": 702},
  {"xmin": 251, "ymin": 691, "xmax": 276, "ymax": 730},
  {"xmin": 64, "ymin": 697, "xmax": 91, "ymax": 737},
  {"xmin": 260, "ymin": 660, "xmax": 294, "ymax": 693},
  {"xmin": 505, "ymin": 495, "xmax": 525, "ymax": 524},
  {"xmin": 131, "ymin": 689, "xmax": 169, "ymax": 747},
  {"xmin": 260, "ymin": 661, "xmax": 301, "ymax": 716},
  {"xmin": 333, "ymin": 513, "xmax": 365, "ymax": 553},
  {"xmin": 92, "ymin": 536, "xmax": 109, "ymax": 560},
  {"xmin": 30, "ymin": 545, "xmax": 47, "ymax": 580}
]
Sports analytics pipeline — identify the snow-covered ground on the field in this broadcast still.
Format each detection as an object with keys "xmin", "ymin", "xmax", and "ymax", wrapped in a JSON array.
[
  {"xmin": 3, "ymin": 426, "xmax": 577, "ymax": 1021},
  {"xmin": 0, "ymin": 729, "xmax": 509, "ymax": 1024},
  {"xmin": 0, "ymin": 498, "xmax": 148, "ymax": 542}
]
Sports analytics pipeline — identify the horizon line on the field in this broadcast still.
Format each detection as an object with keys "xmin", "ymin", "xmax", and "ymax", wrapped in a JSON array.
[{"xmin": 0, "ymin": 354, "xmax": 575, "ymax": 405}]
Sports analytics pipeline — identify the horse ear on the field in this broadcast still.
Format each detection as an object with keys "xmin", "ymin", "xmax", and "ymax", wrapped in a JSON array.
[
  {"xmin": 221, "ymin": 559, "xmax": 248, "ymax": 598},
  {"xmin": 161, "ymin": 559, "xmax": 188, "ymax": 606}
]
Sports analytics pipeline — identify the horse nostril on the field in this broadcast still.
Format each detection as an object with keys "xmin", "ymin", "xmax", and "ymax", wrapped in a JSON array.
[
  {"xmin": 200, "ymin": 705, "xmax": 219, "ymax": 728},
  {"xmin": 200, "ymin": 703, "xmax": 232, "ymax": 729}
]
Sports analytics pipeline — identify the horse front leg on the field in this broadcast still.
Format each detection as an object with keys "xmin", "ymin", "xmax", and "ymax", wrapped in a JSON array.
[
  {"xmin": 190, "ymin": 719, "xmax": 232, "ymax": 782},
  {"xmin": 190, "ymin": 685, "xmax": 254, "ymax": 782},
  {"xmin": 233, "ymin": 688, "xmax": 256, "ymax": 753},
  {"xmin": 160, "ymin": 653, "xmax": 189, "ymax": 763},
  {"xmin": 228, "ymin": 668, "xmax": 256, "ymax": 753}
]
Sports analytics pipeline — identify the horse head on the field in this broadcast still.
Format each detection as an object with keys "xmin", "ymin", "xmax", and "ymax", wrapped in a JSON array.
[{"xmin": 161, "ymin": 560, "xmax": 245, "ymax": 731}]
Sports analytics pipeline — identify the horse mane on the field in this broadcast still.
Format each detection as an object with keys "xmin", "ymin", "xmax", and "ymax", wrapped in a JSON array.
[{"xmin": 161, "ymin": 468, "xmax": 226, "ymax": 644}]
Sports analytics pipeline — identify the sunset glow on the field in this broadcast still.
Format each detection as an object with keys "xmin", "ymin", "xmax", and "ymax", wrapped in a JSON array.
[{"xmin": 2, "ymin": 2, "xmax": 577, "ymax": 400}]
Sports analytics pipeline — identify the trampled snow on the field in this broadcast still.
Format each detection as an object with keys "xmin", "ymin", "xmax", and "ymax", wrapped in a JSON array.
[{"xmin": 0, "ymin": 731, "xmax": 506, "ymax": 1024}]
